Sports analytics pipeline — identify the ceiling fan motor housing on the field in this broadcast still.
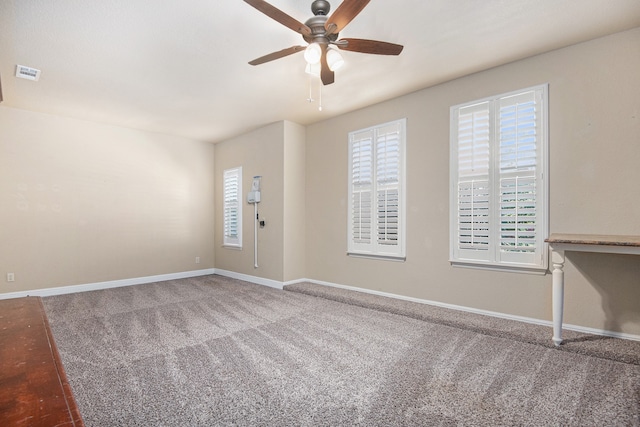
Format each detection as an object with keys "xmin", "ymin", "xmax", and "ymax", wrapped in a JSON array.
[
  {"xmin": 303, "ymin": 15, "xmax": 338, "ymax": 44},
  {"xmin": 303, "ymin": 0, "xmax": 338, "ymax": 45}
]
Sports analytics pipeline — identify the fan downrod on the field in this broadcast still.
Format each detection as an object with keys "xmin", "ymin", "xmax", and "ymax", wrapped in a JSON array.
[{"xmin": 311, "ymin": 0, "xmax": 330, "ymax": 16}]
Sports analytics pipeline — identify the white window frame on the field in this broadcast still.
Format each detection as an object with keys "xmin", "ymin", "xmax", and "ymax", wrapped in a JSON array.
[
  {"xmin": 223, "ymin": 166, "xmax": 242, "ymax": 248},
  {"xmin": 348, "ymin": 118, "xmax": 407, "ymax": 261},
  {"xmin": 449, "ymin": 85, "xmax": 549, "ymax": 273}
]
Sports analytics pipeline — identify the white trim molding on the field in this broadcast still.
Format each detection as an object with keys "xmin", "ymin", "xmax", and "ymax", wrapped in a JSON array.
[
  {"xmin": 3, "ymin": 268, "xmax": 636, "ymax": 344},
  {"xmin": 299, "ymin": 278, "xmax": 640, "ymax": 343},
  {"xmin": 214, "ymin": 269, "xmax": 284, "ymax": 290},
  {"xmin": 0, "ymin": 268, "xmax": 216, "ymax": 300}
]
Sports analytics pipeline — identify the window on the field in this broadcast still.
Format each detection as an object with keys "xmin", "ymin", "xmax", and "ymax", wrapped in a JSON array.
[
  {"xmin": 348, "ymin": 119, "xmax": 406, "ymax": 260},
  {"xmin": 223, "ymin": 167, "xmax": 242, "ymax": 248},
  {"xmin": 450, "ymin": 85, "xmax": 548, "ymax": 272}
]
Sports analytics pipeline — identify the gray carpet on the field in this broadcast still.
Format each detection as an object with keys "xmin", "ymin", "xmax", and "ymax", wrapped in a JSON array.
[
  {"xmin": 285, "ymin": 282, "xmax": 640, "ymax": 365},
  {"xmin": 42, "ymin": 275, "xmax": 640, "ymax": 426}
]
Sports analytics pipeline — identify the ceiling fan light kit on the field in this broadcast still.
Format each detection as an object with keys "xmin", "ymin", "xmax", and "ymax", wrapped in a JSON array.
[
  {"xmin": 304, "ymin": 43, "xmax": 322, "ymax": 64},
  {"xmin": 244, "ymin": 0, "xmax": 403, "ymax": 86},
  {"xmin": 326, "ymin": 48, "xmax": 344, "ymax": 71}
]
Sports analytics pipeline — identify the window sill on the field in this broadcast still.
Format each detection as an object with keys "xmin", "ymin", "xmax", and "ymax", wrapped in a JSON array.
[
  {"xmin": 450, "ymin": 260, "xmax": 548, "ymax": 275},
  {"xmin": 222, "ymin": 245, "xmax": 242, "ymax": 251},
  {"xmin": 348, "ymin": 252, "xmax": 406, "ymax": 262}
]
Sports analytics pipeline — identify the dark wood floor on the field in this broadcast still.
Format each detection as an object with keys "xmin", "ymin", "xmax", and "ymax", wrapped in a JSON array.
[{"xmin": 0, "ymin": 296, "xmax": 84, "ymax": 426}]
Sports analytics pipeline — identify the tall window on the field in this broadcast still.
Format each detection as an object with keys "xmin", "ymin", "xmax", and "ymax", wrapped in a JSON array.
[
  {"xmin": 450, "ymin": 85, "xmax": 548, "ymax": 272},
  {"xmin": 223, "ymin": 167, "xmax": 242, "ymax": 248},
  {"xmin": 348, "ymin": 119, "xmax": 406, "ymax": 260}
]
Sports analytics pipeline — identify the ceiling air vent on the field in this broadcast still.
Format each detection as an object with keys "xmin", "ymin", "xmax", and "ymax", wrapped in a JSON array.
[{"xmin": 16, "ymin": 65, "xmax": 41, "ymax": 81}]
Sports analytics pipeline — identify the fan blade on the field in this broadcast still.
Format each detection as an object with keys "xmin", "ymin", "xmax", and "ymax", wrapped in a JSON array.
[
  {"xmin": 320, "ymin": 45, "xmax": 335, "ymax": 85},
  {"xmin": 244, "ymin": 0, "xmax": 311, "ymax": 36},
  {"xmin": 337, "ymin": 38, "xmax": 404, "ymax": 55},
  {"xmin": 249, "ymin": 46, "xmax": 306, "ymax": 65},
  {"xmin": 325, "ymin": 0, "xmax": 370, "ymax": 35}
]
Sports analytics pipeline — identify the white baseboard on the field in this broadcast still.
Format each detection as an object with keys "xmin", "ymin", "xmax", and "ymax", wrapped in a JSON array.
[
  {"xmin": 4, "ymin": 269, "xmax": 637, "ymax": 343},
  {"xmin": 214, "ymin": 269, "xmax": 284, "ymax": 290},
  {"xmin": 0, "ymin": 268, "xmax": 216, "ymax": 300},
  {"xmin": 560, "ymin": 323, "xmax": 640, "ymax": 342},
  {"xmin": 299, "ymin": 278, "xmax": 640, "ymax": 343}
]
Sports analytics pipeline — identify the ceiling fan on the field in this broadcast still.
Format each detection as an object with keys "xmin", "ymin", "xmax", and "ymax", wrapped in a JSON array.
[{"xmin": 244, "ymin": 0, "xmax": 403, "ymax": 85}]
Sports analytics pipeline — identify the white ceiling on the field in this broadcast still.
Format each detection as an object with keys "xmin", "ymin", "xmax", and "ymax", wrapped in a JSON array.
[{"xmin": 1, "ymin": 0, "xmax": 640, "ymax": 143}]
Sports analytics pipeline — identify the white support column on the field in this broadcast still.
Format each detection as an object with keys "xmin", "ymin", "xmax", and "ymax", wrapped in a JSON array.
[{"xmin": 551, "ymin": 248, "xmax": 565, "ymax": 346}]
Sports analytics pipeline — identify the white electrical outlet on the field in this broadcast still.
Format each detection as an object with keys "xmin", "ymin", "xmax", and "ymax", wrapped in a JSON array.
[
  {"xmin": 195, "ymin": 257, "xmax": 200, "ymax": 264},
  {"xmin": 7, "ymin": 273, "xmax": 15, "ymax": 282}
]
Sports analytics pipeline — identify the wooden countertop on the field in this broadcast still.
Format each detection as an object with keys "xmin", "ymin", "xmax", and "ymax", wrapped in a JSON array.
[
  {"xmin": 0, "ymin": 296, "xmax": 84, "ymax": 426},
  {"xmin": 545, "ymin": 233, "xmax": 640, "ymax": 247}
]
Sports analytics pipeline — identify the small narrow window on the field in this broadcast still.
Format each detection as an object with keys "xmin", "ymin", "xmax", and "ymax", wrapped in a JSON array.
[
  {"xmin": 223, "ymin": 167, "xmax": 242, "ymax": 248},
  {"xmin": 348, "ymin": 119, "xmax": 406, "ymax": 260}
]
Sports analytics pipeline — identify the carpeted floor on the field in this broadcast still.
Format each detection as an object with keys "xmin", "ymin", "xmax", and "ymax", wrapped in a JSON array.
[
  {"xmin": 42, "ymin": 275, "xmax": 640, "ymax": 426},
  {"xmin": 285, "ymin": 282, "xmax": 640, "ymax": 365}
]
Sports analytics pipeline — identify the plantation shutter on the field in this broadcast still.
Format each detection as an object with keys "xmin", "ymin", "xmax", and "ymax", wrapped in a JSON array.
[
  {"xmin": 350, "ymin": 130, "xmax": 373, "ymax": 247},
  {"xmin": 348, "ymin": 119, "xmax": 405, "ymax": 259},
  {"xmin": 497, "ymin": 90, "xmax": 542, "ymax": 265},
  {"xmin": 223, "ymin": 167, "xmax": 242, "ymax": 247},
  {"xmin": 454, "ymin": 102, "xmax": 492, "ymax": 261},
  {"xmin": 450, "ymin": 85, "xmax": 547, "ymax": 271},
  {"xmin": 376, "ymin": 123, "xmax": 401, "ymax": 248}
]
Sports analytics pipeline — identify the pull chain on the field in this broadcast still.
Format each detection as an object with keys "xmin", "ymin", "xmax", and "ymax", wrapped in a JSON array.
[
  {"xmin": 318, "ymin": 78, "xmax": 322, "ymax": 111},
  {"xmin": 304, "ymin": 65, "xmax": 323, "ymax": 111},
  {"xmin": 307, "ymin": 73, "xmax": 314, "ymax": 103}
]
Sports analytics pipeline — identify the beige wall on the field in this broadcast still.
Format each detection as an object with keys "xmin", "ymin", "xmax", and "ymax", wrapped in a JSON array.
[
  {"xmin": 305, "ymin": 28, "xmax": 640, "ymax": 335},
  {"xmin": 214, "ymin": 120, "xmax": 307, "ymax": 283},
  {"xmin": 214, "ymin": 121, "xmax": 286, "ymax": 281},
  {"xmin": 2, "ymin": 28, "xmax": 638, "ymax": 336},
  {"xmin": 0, "ymin": 106, "xmax": 215, "ymax": 293},
  {"xmin": 283, "ymin": 121, "xmax": 306, "ymax": 282}
]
